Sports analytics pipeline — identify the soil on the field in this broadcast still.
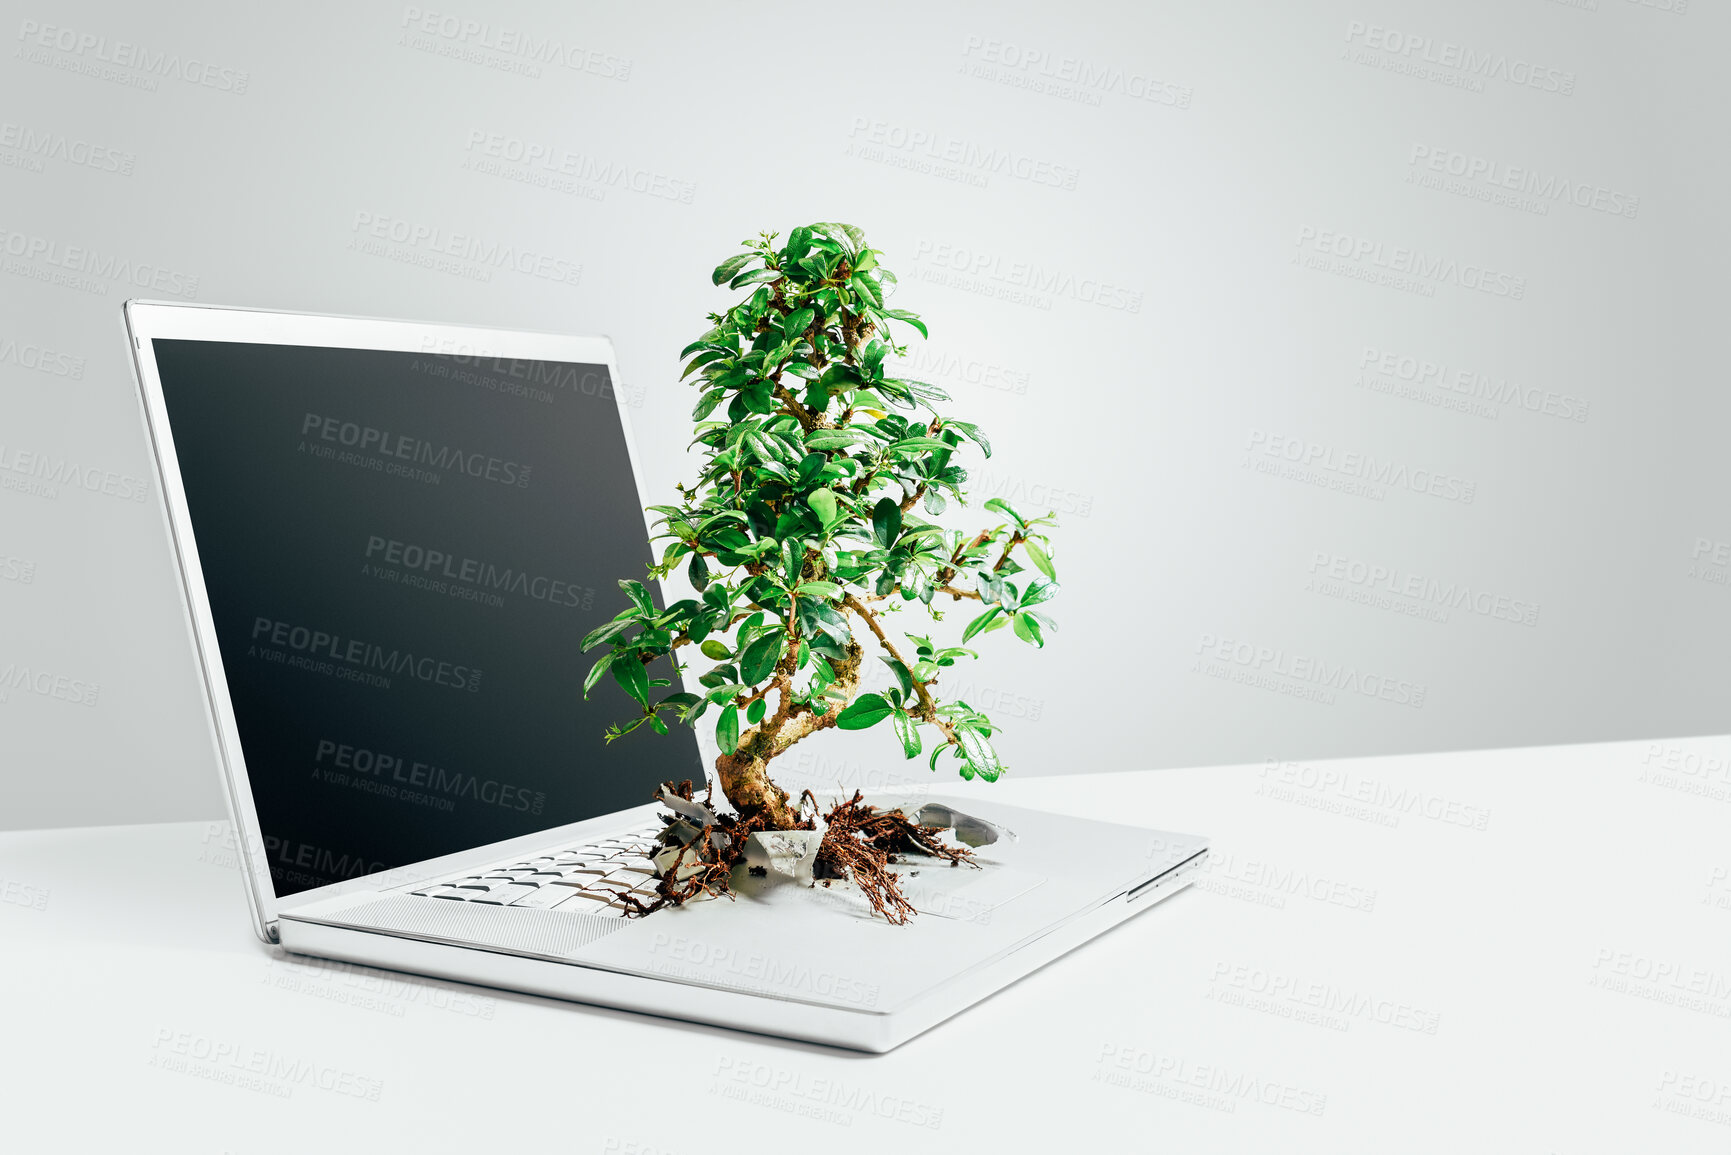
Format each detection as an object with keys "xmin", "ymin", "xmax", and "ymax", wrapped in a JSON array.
[{"xmin": 616, "ymin": 781, "xmax": 977, "ymax": 924}]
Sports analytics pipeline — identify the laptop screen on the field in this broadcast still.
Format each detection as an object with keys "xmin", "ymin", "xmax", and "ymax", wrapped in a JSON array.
[{"xmin": 152, "ymin": 338, "xmax": 703, "ymax": 897}]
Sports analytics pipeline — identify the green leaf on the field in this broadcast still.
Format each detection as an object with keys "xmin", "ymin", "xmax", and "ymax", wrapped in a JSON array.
[
  {"xmin": 611, "ymin": 658, "xmax": 650, "ymax": 706},
  {"xmin": 852, "ymin": 274, "xmax": 883, "ymax": 308},
  {"xmin": 692, "ymin": 388, "xmax": 727, "ymax": 420},
  {"xmin": 1012, "ymin": 611, "xmax": 1045, "ymax": 647},
  {"xmin": 814, "ymin": 221, "xmax": 864, "ymax": 249},
  {"xmin": 619, "ymin": 579, "xmax": 655, "ymax": 616},
  {"xmin": 872, "ymin": 497, "xmax": 902, "ymax": 549},
  {"xmin": 891, "ymin": 711, "xmax": 922, "ymax": 759},
  {"xmin": 888, "ymin": 437, "xmax": 953, "ymax": 453},
  {"xmin": 882, "ymin": 308, "xmax": 928, "ymax": 339},
  {"xmin": 712, "ymin": 253, "xmax": 756, "ymax": 286},
  {"xmin": 947, "ymin": 420, "xmax": 992, "ymax": 458},
  {"xmin": 739, "ymin": 630, "xmax": 783, "ymax": 685},
  {"xmin": 954, "ymin": 727, "xmax": 1003, "ymax": 782},
  {"xmin": 699, "ymin": 639, "xmax": 732, "ymax": 661},
  {"xmin": 783, "ymin": 307, "xmax": 814, "ymax": 335},
  {"xmin": 730, "ymin": 267, "xmax": 783, "ymax": 289},
  {"xmin": 961, "ymin": 606, "xmax": 1004, "ymax": 644},
  {"xmin": 581, "ymin": 616, "xmax": 637, "ymax": 651},
  {"xmin": 983, "ymin": 498, "xmax": 1027, "ymax": 529},
  {"xmin": 836, "ymin": 693, "xmax": 895, "ymax": 730},
  {"xmin": 582, "ymin": 652, "xmax": 614, "ymax": 696},
  {"xmin": 716, "ymin": 706, "xmax": 740, "ymax": 754},
  {"xmin": 1025, "ymin": 542, "xmax": 1056, "ymax": 581},
  {"xmin": 881, "ymin": 657, "xmax": 914, "ymax": 697},
  {"xmin": 804, "ymin": 431, "xmax": 861, "ymax": 451},
  {"xmin": 1019, "ymin": 578, "xmax": 1059, "ymax": 608},
  {"xmin": 808, "ymin": 488, "xmax": 838, "ymax": 527},
  {"xmin": 796, "ymin": 580, "xmax": 841, "ymax": 599},
  {"xmin": 746, "ymin": 697, "xmax": 767, "ymax": 725},
  {"xmin": 687, "ymin": 551, "xmax": 710, "ymax": 591}
]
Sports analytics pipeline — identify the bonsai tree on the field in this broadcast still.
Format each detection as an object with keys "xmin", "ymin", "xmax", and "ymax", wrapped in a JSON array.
[{"xmin": 582, "ymin": 222, "xmax": 1058, "ymax": 914}]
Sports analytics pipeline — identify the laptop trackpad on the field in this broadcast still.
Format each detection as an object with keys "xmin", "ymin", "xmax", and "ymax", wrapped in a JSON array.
[{"xmin": 893, "ymin": 862, "xmax": 1046, "ymax": 922}]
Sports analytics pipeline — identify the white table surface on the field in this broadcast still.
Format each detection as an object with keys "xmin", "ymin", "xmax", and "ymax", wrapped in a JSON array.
[{"xmin": 4, "ymin": 735, "xmax": 1730, "ymax": 1153}]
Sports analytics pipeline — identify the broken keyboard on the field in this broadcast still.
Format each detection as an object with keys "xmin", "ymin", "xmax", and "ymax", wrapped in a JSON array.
[{"xmin": 409, "ymin": 821, "xmax": 664, "ymax": 919}]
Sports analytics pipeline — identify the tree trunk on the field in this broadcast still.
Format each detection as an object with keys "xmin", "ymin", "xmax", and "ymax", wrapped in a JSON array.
[
  {"xmin": 712, "ymin": 641, "xmax": 862, "ymax": 828},
  {"xmin": 714, "ymin": 737, "xmax": 799, "ymax": 829}
]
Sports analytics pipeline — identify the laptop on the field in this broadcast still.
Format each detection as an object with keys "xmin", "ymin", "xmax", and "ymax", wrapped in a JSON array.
[{"xmin": 123, "ymin": 301, "xmax": 1208, "ymax": 1053}]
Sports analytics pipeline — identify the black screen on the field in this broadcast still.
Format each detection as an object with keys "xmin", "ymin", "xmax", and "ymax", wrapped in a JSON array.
[{"xmin": 154, "ymin": 339, "xmax": 700, "ymax": 896}]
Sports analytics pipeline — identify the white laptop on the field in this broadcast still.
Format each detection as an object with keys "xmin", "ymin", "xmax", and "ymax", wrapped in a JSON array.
[{"xmin": 124, "ymin": 301, "xmax": 1208, "ymax": 1053}]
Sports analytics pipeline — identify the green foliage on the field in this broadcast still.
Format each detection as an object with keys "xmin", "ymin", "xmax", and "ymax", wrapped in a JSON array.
[{"xmin": 583, "ymin": 223, "xmax": 1059, "ymax": 785}]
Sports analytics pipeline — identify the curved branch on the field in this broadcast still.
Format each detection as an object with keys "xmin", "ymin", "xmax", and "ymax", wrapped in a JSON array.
[{"xmin": 842, "ymin": 593, "xmax": 937, "ymax": 719}]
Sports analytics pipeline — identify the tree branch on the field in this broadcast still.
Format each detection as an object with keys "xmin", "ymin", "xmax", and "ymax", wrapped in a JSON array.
[{"xmin": 843, "ymin": 593, "xmax": 937, "ymax": 719}]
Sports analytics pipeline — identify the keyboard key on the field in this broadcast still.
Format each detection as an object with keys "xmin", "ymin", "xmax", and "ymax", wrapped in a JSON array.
[
  {"xmin": 471, "ymin": 884, "xmax": 539, "ymax": 906},
  {"xmin": 452, "ymin": 879, "xmax": 517, "ymax": 895},
  {"xmin": 510, "ymin": 887, "xmax": 582, "ymax": 909}
]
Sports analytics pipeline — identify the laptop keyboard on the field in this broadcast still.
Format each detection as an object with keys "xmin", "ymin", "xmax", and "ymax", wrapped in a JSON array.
[{"xmin": 408, "ymin": 821, "xmax": 665, "ymax": 919}]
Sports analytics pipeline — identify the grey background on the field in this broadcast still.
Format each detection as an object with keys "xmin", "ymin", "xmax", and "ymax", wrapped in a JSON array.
[{"xmin": 2, "ymin": 0, "xmax": 1725, "ymax": 831}]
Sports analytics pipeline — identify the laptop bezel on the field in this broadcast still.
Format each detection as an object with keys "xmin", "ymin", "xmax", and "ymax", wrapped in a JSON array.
[{"xmin": 122, "ymin": 300, "xmax": 702, "ymax": 942}]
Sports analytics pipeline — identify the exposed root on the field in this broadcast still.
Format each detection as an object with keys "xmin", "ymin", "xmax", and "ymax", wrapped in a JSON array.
[
  {"xmin": 616, "ymin": 782, "xmax": 974, "ymax": 925},
  {"xmin": 813, "ymin": 791, "xmax": 977, "ymax": 925},
  {"xmin": 615, "ymin": 779, "xmax": 813, "ymax": 918}
]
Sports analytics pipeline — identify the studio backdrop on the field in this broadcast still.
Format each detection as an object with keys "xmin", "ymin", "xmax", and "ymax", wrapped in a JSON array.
[{"xmin": 2, "ymin": 0, "xmax": 1725, "ymax": 829}]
